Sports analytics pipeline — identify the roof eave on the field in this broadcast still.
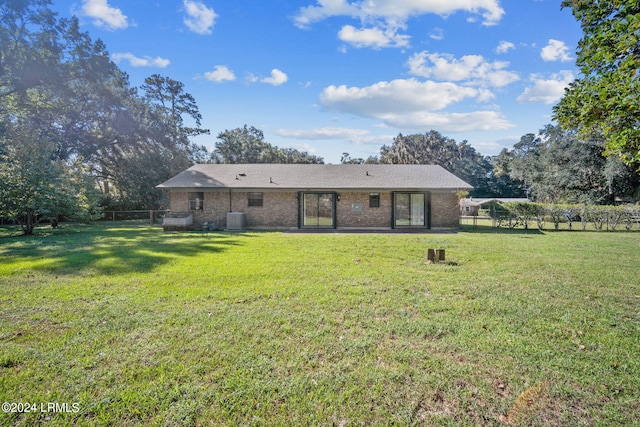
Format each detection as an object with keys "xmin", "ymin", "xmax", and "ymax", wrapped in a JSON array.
[{"xmin": 157, "ymin": 185, "xmax": 473, "ymax": 191}]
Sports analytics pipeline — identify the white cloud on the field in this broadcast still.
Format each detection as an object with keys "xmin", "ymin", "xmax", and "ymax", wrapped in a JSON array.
[
  {"xmin": 540, "ymin": 39, "xmax": 573, "ymax": 62},
  {"xmin": 517, "ymin": 71, "xmax": 575, "ymax": 104},
  {"xmin": 204, "ymin": 65, "xmax": 236, "ymax": 82},
  {"xmin": 81, "ymin": 0, "xmax": 128, "ymax": 30},
  {"xmin": 320, "ymin": 79, "xmax": 480, "ymax": 115},
  {"xmin": 293, "ymin": 0, "xmax": 359, "ymax": 29},
  {"xmin": 473, "ymin": 138, "xmax": 513, "ymax": 155},
  {"xmin": 338, "ymin": 24, "xmax": 410, "ymax": 49},
  {"xmin": 318, "ymin": 78, "xmax": 513, "ymax": 132},
  {"xmin": 285, "ymin": 142, "xmax": 318, "ymax": 154},
  {"xmin": 261, "ymin": 69, "xmax": 289, "ymax": 86},
  {"xmin": 276, "ymin": 127, "xmax": 370, "ymax": 140},
  {"xmin": 183, "ymin": 0, "xmax": 217, "ymax": 35},
  {"xmin": 407, "ymin": 51, "xmax": 519, "ymax": 88},
  {"xmin": 275, "ymin": 127, "xmax": 392, "ymax": 146},
  {"xmin": 245, "ymin": 73, "xmax": 259, "ymax": 84},
  {"xmin": 293, "ymin": 0, "xmax": 503, "ymax": 50},
  {"xmin": 293, "ymin": 0, "xmax": 505, "ymax": 29},
  {"xmin": 111, "ymin": 53, "xmax": 170, "ymax": 68},
  {"xmin": 377, "ymin": 111, "xmax": 514, "ymax": 132},
  {"xmin": 429, "ymin": 27, "xmax": 444, "ymax": 41},
  {"xmin": 496, "ymin": 41, "xmax": 515, "ymax": 54}
]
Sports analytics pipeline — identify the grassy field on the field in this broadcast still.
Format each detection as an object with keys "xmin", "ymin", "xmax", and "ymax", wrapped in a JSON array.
[{"xmin": 0, "ymin": 224, "xmax": 638, "ymax": 426}]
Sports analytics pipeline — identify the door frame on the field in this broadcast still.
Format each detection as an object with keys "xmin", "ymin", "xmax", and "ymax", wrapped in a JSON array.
[
  {"xmin": 391, "ymin": 192, "xmax": 430, "ymax": 229},
  {"xmin": 299, "ymin": 192, "xmax": 337, "ymax": 229}
]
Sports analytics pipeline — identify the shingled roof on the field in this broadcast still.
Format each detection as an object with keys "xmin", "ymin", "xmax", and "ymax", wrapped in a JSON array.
[{"xmin": 157, "ymin": 164, "xmax": 472, "ymax": 191}]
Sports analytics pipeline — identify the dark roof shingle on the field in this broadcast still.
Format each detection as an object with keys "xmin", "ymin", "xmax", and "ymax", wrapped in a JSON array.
[{"xmin": 157, "ymin": 164, "xmax": 472, "ymax": 191}]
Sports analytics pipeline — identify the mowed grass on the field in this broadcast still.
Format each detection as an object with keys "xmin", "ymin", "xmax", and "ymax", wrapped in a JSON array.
[{"xmin": 0, "ymin": 224, "xmax": 638, "ymax": 426}]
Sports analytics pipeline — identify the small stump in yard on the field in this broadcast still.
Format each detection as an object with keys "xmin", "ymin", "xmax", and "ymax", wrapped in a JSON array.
[{"xmin": 427, "ymin": 248, "xmax": 445, "ymax": 264}]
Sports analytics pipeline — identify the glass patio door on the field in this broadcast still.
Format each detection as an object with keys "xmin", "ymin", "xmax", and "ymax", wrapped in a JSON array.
[
  {"xmin": 394, "ymin": 193, "xmax": 426, "ymax": 227},
  {"xmin": 303, "ymin": 193, "xmax": 335, "ymax": 227}
]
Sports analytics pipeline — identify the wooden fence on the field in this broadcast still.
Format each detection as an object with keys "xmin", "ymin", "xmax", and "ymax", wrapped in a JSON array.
[{"xmin": 100, "ymin": 210, "xmax": 169, "ymax": 225}]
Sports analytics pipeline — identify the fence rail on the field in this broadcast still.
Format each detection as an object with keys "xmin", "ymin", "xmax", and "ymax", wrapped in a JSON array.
[
  {"xmin": 459, "ymin": 203, "xmax": 640, "ymax": 232},
  {"xmin": 1, "ymin": 210, "xmax": 170, "ymax": 226},
  {"xmin": 100, "ymin": 210, "xmax": 169, "ymax": 224}
]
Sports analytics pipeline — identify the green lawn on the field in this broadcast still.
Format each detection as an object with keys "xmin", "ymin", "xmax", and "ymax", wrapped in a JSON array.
[{"xmin": 0, "ymin": 224, "xmax": 638, "ymax": 426}]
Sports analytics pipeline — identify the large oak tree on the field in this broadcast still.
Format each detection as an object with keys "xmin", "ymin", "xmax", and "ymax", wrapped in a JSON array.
[
  {"xmin": 1, "ymin": 1, "xmax": 213, "ymax": 229},
  {"xmin": 495, "ymin": 125, "xmax": 639, "ymax": 204},
  {"xmin": 554, "ymin": 0, "xmax": 640, "ymax": 166},
  {"xmin": 379, "ymin": 130, "xmax": 517, "ymax": 197}
]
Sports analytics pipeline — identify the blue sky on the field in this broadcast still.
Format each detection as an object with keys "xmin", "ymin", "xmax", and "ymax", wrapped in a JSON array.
[{"xmin": 53, "ymin": 0, "xmax": 582, "ymax": 163}]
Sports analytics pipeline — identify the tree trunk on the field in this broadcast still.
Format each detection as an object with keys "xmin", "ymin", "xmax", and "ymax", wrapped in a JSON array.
[{"xmin": 22, "ymin": 215, "xmax": 35, "ymax": 235}]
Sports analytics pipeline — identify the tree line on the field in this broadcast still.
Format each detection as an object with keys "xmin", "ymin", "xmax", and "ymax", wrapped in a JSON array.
[{"xmin": 1, "ymin": 0, "xmax": 638, "ymax": 234}]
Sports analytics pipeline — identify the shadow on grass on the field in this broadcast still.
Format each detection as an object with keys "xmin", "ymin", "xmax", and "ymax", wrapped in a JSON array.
[{"xmin": 0, "ymin": 223, "xmax": 248, "ymax": 276}]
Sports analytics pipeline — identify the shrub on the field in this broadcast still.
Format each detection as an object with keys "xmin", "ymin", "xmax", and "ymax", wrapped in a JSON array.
[{"xmin": 495, "ymin": 202, "xmax": 640, "ymax": 231}]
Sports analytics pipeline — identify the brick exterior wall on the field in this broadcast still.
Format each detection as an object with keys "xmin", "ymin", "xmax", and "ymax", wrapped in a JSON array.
[
  {"xmin": 228, "ymin": 191, "xmax": 298, "ymax": 229},
  {"xmin": 169, "ymin": 191, "xmax": 298, "ymax": 229},
  {"xmin": 168, "ymin": 189, "xmax": 460, "ymax": 230},
  {"xmin": 336, "ymin": 192, "xmax": 392, "ymax": 228},
  {"xmin": 169, "ymin": 192, "xmax": 189, "ymax": 212},
  {"xmin": 430, "ymin": 192, "xmax": 460, "ymax": 228}
]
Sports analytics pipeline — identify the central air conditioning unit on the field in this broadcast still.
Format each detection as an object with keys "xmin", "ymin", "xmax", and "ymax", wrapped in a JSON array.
[{"xmin": 226, "ymin": 212, "xmax": 246, "ymax": 230}]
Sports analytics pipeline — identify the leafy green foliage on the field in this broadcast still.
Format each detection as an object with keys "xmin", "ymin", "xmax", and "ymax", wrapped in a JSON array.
[
  {"xmin": 379, "ymin": 130, "xmax": 524, "ymax": 197},
  {"xmin": 492, "ymin": 201, "xmax": 640, "ymax": 232},
  {"xmin": 340, "ymin": 152, "xmax": 379, "ymax": 164},
  {"xmin": 554, "ymin": 0, "xmax": 640, "ymax": 165},
  {"xmin": 212, "ymin": 125, "xmax": 324, "ymax": 164},
  {"xmin": 1, "ymin": 0, "xmax": 60, "ymax": 100},
  {"xmin": 141, "ymin": 74, "xmax": 210, "ymax": 148},
  {"xmin": 0, "ymin": 139, "xmax": 101, "ymax": 235},
  {"xmin": 498, "ymin": 202, "xmax": 546, "ymax": 230},
  {"xmin": 0, "ymin": 1, "xmax": 211, "ymax": 211},
  {"xmin": 97, "ymin": 75, "xmax": 210, "ymax": 209},
  {"xmin": 496, "ymin": 125, "xmax": 640, "ymax": 203}
]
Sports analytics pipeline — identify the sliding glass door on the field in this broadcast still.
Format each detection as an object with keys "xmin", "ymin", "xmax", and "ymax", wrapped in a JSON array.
[
  {"xmin": 303, "ymin": 193, "xmax": 335, "ymax": 227},
  {"xmin": 394, "ymin": 193, "xmax": 427, "ymax": 227}
]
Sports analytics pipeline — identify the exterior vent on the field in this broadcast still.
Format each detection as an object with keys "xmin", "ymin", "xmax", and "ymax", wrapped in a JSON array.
[{"xmin": 226, "ymin": 212, "xmax": 246, "ymax": 230}]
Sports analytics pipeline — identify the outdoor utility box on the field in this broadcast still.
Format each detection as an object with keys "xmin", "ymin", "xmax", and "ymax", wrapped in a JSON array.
[
  {"xmin": 162, "ymin": 212, "xmax": 193, "ymax": 231},
  {"xmin": 226, "ymin": 212, "xmax": 246, "ymax": 230}
]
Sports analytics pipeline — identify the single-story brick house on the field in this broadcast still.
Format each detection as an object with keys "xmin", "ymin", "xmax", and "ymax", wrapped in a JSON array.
[{"xmin": 157, "ymin": 164, "xmax": 472, "ymax": 231}]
